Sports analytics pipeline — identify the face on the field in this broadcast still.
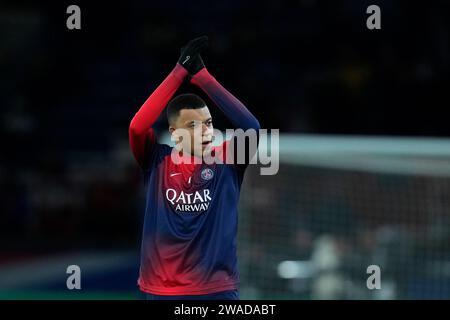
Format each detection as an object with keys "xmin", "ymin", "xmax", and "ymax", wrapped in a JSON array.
[{"xmin": 169, "ymin": 107, "xmax": 214, "ymax": 157}]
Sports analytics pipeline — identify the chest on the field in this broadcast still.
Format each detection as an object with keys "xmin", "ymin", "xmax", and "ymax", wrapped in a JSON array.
[{"xmin": 163, "ymin": 161, "xmax": 218, "ymax": 191}]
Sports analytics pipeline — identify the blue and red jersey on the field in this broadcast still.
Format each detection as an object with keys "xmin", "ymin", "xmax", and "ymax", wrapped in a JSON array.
[{"xmin": 129, "ymin": 64, "xmax": 260, "ymax": 295}]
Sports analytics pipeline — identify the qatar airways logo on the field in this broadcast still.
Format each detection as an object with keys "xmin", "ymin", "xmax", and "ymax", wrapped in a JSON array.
[{"xmin": 166, "ymin": 188, "xmax": 212, "ymax": 213}]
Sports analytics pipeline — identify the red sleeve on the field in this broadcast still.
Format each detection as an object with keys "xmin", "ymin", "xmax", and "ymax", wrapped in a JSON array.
[
  {"xmin": 190, "ymin": 68, "xmax": 260, "ymax": 131},
  {"xmin": 191, "ymin": 68, "xmax": 260, "ymax": 170},
  {"xmin": 129, "ymin": 63, "xmax": 188, "ymax": 169}
]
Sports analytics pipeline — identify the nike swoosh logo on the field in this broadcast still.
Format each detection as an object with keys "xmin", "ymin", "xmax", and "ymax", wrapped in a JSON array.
[
  {"xmin": 170, "ymin": 173, "xmax": 182, "ymax": 177},
  {"xmin": 182, "ymin": 55, "xmax": 190, "ymax": 64}
]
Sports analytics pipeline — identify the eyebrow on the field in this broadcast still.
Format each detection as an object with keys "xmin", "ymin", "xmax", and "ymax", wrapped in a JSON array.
[{"xmin": 185, "ymin": 118, "xmax": 212, "ymax": 125}]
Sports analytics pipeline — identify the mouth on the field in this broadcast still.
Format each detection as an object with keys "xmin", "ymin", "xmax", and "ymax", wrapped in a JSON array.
[{"xmin": 202, "ymin": 140, "xmax": 212, "ymax": 146}]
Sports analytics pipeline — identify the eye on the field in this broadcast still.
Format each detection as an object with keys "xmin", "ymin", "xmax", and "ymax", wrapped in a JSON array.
[{"xmin": 206, "ymin": 120, "xmax": 213, "ymax": 126}]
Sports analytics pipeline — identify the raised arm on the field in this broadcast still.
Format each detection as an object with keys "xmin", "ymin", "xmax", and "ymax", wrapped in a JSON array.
[
  {"xmin": 129, "ymin": 64, "xmax": 188, "ymax": 169},
  {"xmin": 190, "ymin": 69, "xmax": 260, "ymax": 131},
  {"xmin": 190, "ymin": 68, "xmax": 260, "ymax": 169},
  {"xmin": 129, "ymin": 36, "xmax": 209, "ymax": 170}
]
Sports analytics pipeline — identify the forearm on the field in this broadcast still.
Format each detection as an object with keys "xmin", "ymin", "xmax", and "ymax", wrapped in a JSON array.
[
  {"xmin": 190, "ymin": 69, "xmax": 260, "ymax": 131},
  {"xmin": 129, "ymin": 63, "xmax": 188, "ymax": 135}
]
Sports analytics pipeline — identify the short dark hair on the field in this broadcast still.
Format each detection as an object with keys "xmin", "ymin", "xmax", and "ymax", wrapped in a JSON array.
[{"xmin": 166, "ymin": 94, "xmax": 207, "ymax": 125}]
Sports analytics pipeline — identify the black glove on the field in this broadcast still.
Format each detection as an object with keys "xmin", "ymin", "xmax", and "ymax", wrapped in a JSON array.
[{"xmin": 178, "ymin": 36, "xmax": 208, "ymax": 75}]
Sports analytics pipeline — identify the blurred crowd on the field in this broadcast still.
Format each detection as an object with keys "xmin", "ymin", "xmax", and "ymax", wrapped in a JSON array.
[{"xmin": 239, "ymin": 165, "xmax": 450, "ymax": 299}]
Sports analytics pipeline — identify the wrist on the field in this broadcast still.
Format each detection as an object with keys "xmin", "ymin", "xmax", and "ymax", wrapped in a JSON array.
[
  {"xmin": 190, "ymin": 67, "xmax": 213, "ymax": 86},
  {"xmin": 172, "ymin": 63, "xmax": 189, "ymax": 80}
]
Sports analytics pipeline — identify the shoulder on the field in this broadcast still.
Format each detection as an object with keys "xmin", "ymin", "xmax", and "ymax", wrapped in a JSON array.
[
  {"xmin": 143, "ymin": 143, "xmax": 173, "ymax": 172},
  {"xmin": 213, "ymin": 140, "xmax": 248, "ymax": 174}
]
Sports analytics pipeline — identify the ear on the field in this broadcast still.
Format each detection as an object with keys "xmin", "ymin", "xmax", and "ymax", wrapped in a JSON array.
[{"xmin": 169, "ymin": 126, "xmax": 182, "ymax": 143}]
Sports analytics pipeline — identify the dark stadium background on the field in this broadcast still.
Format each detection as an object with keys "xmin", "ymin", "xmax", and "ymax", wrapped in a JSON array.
[{"xmin": 1, "ymin": 0, "xmax": 449, "ymax": 299}]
